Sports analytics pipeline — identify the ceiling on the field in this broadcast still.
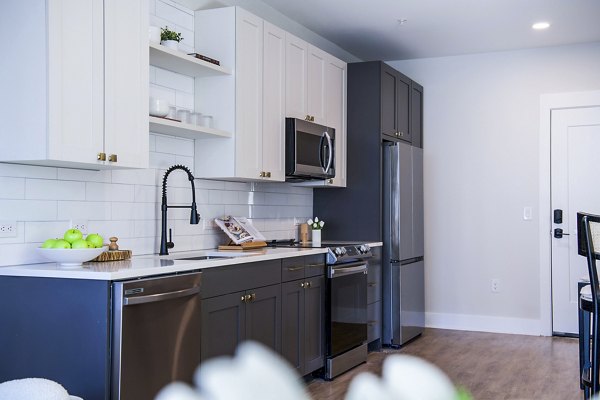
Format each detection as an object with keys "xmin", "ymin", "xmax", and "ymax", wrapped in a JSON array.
[{"xmin": 253, "ymin": 0, "xmax": 600, "ymax": 61}]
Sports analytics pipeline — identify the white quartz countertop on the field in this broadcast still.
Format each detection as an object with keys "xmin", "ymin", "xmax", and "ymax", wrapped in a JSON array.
[{"xmin": 0, "ymin": 247, "xmax": 329, "ymax": 281}]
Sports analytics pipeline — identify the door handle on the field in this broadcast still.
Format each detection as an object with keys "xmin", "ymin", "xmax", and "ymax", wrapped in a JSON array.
[
  {"xmin": 123, "ymin": 286, "xmax": 200, "ymax": 306},
  {"xmin": 554, "ymin": 228, "xmax": 570, "ymax": 239},
  {"xmin": 323, "ymin": 131, "xmax": 333, "ymax": 174}
]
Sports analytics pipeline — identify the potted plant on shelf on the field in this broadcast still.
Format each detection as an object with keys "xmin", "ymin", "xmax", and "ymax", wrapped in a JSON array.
[{"xmin": 160, "ymin": 26, "xmax": 183, "ymax": 50}]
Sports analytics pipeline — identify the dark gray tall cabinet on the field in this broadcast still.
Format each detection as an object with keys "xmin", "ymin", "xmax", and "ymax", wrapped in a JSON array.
[{"xmin": 314, "ymin": 61, "xmax": 424, "ymax": 242}]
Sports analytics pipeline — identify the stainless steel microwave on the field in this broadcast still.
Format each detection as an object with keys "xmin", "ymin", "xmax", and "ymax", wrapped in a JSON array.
[{"xmin": 285, "ymin": 118, "xmax": 335, "ymax": 181}]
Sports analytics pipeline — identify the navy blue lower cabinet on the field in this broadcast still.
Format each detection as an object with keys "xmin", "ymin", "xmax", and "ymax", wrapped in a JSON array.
[{"xmin": 0, "ymin": 276, "xmax": 111, "ymax": 400}]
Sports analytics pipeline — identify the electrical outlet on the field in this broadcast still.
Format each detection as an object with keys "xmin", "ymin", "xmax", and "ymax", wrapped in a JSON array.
[
  {"xmin": 70, "ymin": 220, "xmax": 88, "ymax": 235},
  {"xmin": 0, "ymin": 221, "xmax": 17, "ymax": 238},
  {"xmin": 491, "ymin": 279, "xmax": 500, "ymax": 293}
]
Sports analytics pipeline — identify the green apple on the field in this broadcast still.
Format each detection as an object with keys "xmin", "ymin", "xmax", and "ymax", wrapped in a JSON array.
[
  {"xmin": 71, "ymin": 239, "xmax": 89, "ymax": 249},
  {"xmin": 86, "ymin": 233, "xmax": 104, "ymax": 248},
  {"xmin": 87, "ymin": 242, "xmax": 95, "ymax": 248},
  {"xmin": 41, "ymin": 238, "xmax": 58, "ymax": 249},
  {"xmin": 63, "ymin": 229, "xmax": 83, "ymax": 244},
  {"xmin": 52, "ymin": 239, "xmax": 71, "ymax": 249}
]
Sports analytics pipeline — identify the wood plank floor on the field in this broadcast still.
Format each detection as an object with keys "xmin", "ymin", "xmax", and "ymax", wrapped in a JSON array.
[{"xmin": 307, "ymin": 328, "xmax": 581, "ymax": 400}]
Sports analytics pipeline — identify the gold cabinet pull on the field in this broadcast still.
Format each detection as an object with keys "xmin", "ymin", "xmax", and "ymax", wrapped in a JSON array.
[
  {"xmin": 250, "ymin": 293, "xmax": 256, "ymax": 302},
  {"xmin": 97, "ymin": 152, "xmax": 106, "ymax": 161},
  {"xmin": 108, "ymin": 154, "xmax": 118, "ymax": 162},
  {"xmin": 287, "ymin": 266, "xmax": 303, "ymax": 272},
  {"xmin": 241, "ymin": 295, "xmax": 247, "ymax": 302},
  {"xmin": 305, "ymin": 281, "xmax": 311, "ymax": 288},
  {"xmin": 300, "ymin": 282, "xmax": 306, "ymax": 288}
]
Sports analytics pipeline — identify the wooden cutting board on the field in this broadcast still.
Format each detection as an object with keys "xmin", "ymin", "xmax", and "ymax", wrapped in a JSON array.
[{"xmin": 218, "ymin": 240, "xmax": 267, "ymax": 251}]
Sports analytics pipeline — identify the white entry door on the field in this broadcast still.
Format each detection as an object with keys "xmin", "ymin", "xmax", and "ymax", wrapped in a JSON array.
[{"xmin": 551, "ymin": 106, "xmax": 600, "ymax": 334}]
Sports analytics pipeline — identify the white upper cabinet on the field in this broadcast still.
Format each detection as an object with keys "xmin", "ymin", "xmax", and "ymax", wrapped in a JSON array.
[
  {"xmin": 262, "ymin": 22, "xmax": 287, "ymax": 182},
  {"xmin": 324, "ymin": 55, "xmax": 347, "ymax": 187},
  {"xmin": 235, "ymin": 9, "xmax": 264, "ymax": 180},
  {"xmin": 285, "ymin": 34, "xmax": 308, "ymax": 121},
  {"xmin": 307, "ymin": 45, "xmax": 327, "ymax": 125},
  {"xmin": 0, "ymin": 0, "xmax": 149, "ymax": 169},
  {"xmin": 194, "ymin": 7, "xmax": 285, "ymax": 182}
]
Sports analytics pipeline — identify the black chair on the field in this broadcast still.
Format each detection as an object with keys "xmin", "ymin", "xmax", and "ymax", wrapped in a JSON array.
[{"xmin": 578, "ymin": 212, "xmax": 600, "ymax": 398}]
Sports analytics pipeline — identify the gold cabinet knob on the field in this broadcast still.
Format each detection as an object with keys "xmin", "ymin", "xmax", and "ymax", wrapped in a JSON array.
[
  {"xmin": 310, "ymin": 116, "xmax": 315, "ymax": 122},
  {"xmin": 327, "ymin": 178, "xmax": 333, "ymax": 184},
  {"xmin": 241, "ymin": 295, "xmax": 247, "ymax": 302},
  {"xmin": 305, "ymin": 115, "xmax": 311, "ymax": 121},
  {"xmin": 108, "ymin": 154, "xmax": 118, "ymax": 162},
  {"xmin": 97, "ymin": 152, "xmax": 106, "ymax": 161},
  {"xmin": 305, "ymin": 281, "xmax": 311, "ymax": 288},
  {"xmin": 259, "ymin": 171, "xmax": 265, "ymax": 177},
  {"xmin": 300, "ymin": 282, "xmax": 306, "ymax": 288},
  {"xmin": 266, "ymin": 171, "xmax": 271, "ymax": 178},
  {"xmin": 250, "ymin": 293, "xmax": 256, "ymax": 302}
]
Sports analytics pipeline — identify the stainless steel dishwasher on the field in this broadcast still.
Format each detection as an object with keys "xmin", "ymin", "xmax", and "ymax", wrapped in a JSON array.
[{"xmin": 112, "ymin": 272, "xmax": 202, "ymax": 400}]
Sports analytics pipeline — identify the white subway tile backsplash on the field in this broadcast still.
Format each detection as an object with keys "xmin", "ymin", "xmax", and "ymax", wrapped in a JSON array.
[
  {"xmin": 57, "ymin": 201, "xmax": 111, "ymax": 221},
  {"xmin": 149, "ymin": 134, "xmax": 157, "ymax": 152},
  {"xmin": 24, "ymin": 221, "xmax": 70, "ymax": 243},
  {"xmin": 175, "ymin": 155, "xmax": 194, "ymax": 171},
  {"xmin": 0, "ymin": 200, "xmax": 57, "ymax": 221},
  {"xmin": 155, "ymin": 135, "xmax": 194, "ymax": 157},
  {"xmin": 88, "ymin": 220, "xmax": 134, "ymax": 240},
  {"xmin": 0, "ymin": 163, "xmax": 57, "ymax": 179},
  {"xmin": 150, "ymin": 152, "xmax": 177, "ymax": 169},
  {"xmin": 225, "ymin": 181, "xmax": 251, "ymax": 191},
  {"xmin": 155, "ymin": 68, "xmax": 194, "ymax": 94},
  {"xmin": 134, "ymin": 185, "xmax": 158, "ymax": 203},
  {"xmin": 112, "ymin": 169, "xmax": 157, "ymax": 186},
  {"xmin": 134, "ymin": 220, "xmax": 158, "ymax": 238},
  {"xmin": 86, "ymin": 183, "xmax": 135, "ymax": 203},
  {"xmin": 0, "ymin": 177, "xmax": 25, "ymax": 199},
  {"xmin": 0, "ymin": 243, "xmax": 46, "ymax": 266},
  {"xmin": 26, "ymin": 179, "xmax": 85, "ymax": 201},
  {"xmin": 57, "ymin": 169, "xmax": 112, "ymax": 183}
]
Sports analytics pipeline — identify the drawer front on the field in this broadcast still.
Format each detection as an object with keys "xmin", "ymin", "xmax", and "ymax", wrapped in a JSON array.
[
  {"xmin": 305, "ymin": 254, "xmax": 326, "ymax": 278},
  {"xmin": 282, "ymin": 257, "xmax": 305, "ymax": 282},
  {"xmin": 201, "ymin": 260, "xmax": 281, "ymax": 299},
  {"xmin": 367, "ymin": 259, "xmax": 382, "ymax": 304},
  {"xmin": 367, "ymin": 301, "xmax": 382, "ymax": 343}
]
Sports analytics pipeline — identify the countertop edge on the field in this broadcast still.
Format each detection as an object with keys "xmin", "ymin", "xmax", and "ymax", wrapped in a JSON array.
[{"xmin": 0, "ymin": 247, "xmax": 330, "ymax": 281}]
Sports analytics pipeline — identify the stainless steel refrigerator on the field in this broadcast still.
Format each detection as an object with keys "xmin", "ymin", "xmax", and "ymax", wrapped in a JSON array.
[{"xmin": 382, "ymin": 141, "xmax": 425, "ymax": 346}]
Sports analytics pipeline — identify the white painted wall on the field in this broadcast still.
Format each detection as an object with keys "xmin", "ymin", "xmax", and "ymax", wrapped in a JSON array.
[{"xmin": 389, "ymin": 42, "xmax": 600, "ymax": 335}]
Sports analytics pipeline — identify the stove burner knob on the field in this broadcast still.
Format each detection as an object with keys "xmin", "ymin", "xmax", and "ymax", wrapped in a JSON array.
[
  {"xmin": 359, "ymin": 245, "xmax": 370, "ymax": 254},
  {"xmin": 334, "ymin": 247, "xmax": 344, "ymax": 256},
  {"xmin": 341, "ymin": 247, "xmax": 347, "ymax": 254}
]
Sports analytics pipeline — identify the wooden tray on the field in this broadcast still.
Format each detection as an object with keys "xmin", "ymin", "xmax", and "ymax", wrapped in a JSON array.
[
  {"xmin": 91, "ymin": 250, "xmax": 132, "ymax": 262},
  {"xmin": 218, "ymin": 241, "xmax": 267, "ymax": 251}
]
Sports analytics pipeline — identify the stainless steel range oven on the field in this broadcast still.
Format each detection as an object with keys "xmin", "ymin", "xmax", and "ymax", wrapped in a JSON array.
[{"xmin": 325, "ymin": 244, "xmax": 372, "ymax": 380}]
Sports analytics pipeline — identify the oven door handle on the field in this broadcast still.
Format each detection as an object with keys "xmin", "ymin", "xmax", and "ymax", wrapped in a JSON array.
[{"xmin": 329, "ymin": 262, "xmax": 368, "ymax": 278}]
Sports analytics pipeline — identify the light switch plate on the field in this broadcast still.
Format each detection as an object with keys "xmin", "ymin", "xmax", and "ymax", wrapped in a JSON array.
[{"xmin": 0, "ymin": 221, "xmax": 17, "ymax": 238}]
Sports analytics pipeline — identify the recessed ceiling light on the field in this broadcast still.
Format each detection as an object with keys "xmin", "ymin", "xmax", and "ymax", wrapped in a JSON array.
[{"xmin": 532, "ymin": 22, "xmax": 551, "ymax": 30}]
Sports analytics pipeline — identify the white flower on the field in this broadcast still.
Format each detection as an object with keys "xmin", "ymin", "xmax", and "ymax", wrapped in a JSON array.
[
  {"xmin": 307, "ymin": 218, "xmax": 313, "ymax": 226},
  {"xmin": 319, "ymin": 221, "xmax": 325, "ymax": 228},
  {"xmin": 314, "ymin": 217, "xmax": 319, "ymax": 222}
]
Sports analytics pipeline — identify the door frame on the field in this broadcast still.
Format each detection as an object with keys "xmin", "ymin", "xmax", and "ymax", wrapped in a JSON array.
[{"xmin": 539, "ymin": 90, "xmax": 600, "ymax": 335}]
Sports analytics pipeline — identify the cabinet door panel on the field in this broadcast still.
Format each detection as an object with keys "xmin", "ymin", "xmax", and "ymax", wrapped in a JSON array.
[
  {"xmin": 245, "ymin": 284, "xmax": 281, "ymax": 353},
  {"xmin": 397, "ymin": 74, "xmax": 411, "ymax": 143},
  {"xmin": 285, "ymin": 34, "xmax": 308, "ymax": 120},
  {"xmin": 47, "ymin": 0, "xmax": 104, "ymax": 164},
  {"xmin": 235, "ymin": 9, "xmax": 264, "ymax": 179},
  {"xmin": 104, "ymin": 0, "xmax": 149, "ymax": 168},
  {"xmin": 281, "ymin": 280, "xmax": 305, "ymax": 373},
  {"xmin": 411, "ymin": 83, "xmax": 423, "ymax": 148},
  {"xmin": 380, "ymin": 65, "xmax": 398, "ymax": 138},
  {"xmin": 201, "ymin": 292, "xmax": 246, "ymax": 361},
  {"xmin": 325, "ymin": 55, "xmax": 347, "ymax": 187},
  {"xmin": 307, "ymin": 45, "xmax": 327, "ymax": 125},
  {"xmin": 262, "ymin": 21, "xmax": 286, "ymax": 181},
  {"xmin": 304, "ymin": 275, "xmax": 325, "ymax": 374}
]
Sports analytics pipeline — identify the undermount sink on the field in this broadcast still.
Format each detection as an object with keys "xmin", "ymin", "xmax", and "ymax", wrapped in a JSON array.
[{"xmin": 175, "ymin": 255, "xmax": 232, "ymax": 261}]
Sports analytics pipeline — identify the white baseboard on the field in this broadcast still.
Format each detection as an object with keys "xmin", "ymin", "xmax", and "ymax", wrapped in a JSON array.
[{"xmin": 425, "ymin": 312, "xmax": 546, "ymax": 336}]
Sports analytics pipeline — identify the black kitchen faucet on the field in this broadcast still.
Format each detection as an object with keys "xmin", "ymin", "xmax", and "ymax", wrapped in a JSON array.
[{"xmin": 159, "ymin": 165, "xmax": 200, "ymax": 255}]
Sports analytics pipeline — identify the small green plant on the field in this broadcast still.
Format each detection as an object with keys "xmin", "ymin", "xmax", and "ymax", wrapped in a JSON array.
[{"xmin": 160, "ymin": 26, "xmax": 183, "ymax": 42}]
